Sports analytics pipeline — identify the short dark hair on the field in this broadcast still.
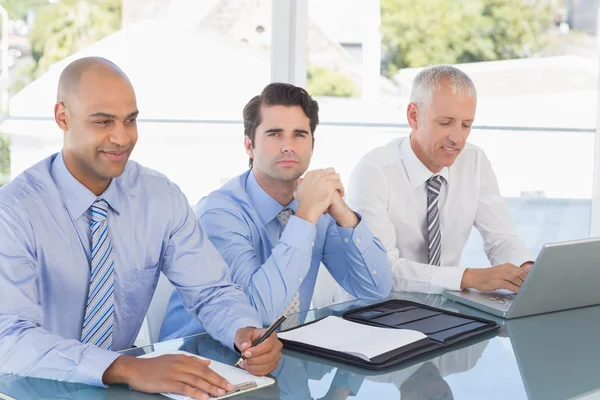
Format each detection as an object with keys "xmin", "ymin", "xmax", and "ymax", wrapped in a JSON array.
[{"xmin": 243, "ymin": 82, "xmax": 319, "ymax": 167}]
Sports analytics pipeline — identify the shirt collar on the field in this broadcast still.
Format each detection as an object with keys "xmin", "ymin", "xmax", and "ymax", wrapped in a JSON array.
[
  {"xmin": 401, "ymin": 136, "xmax": 450, "ymax": 189},
  {"xmin": 246, "ymin": 169, "xmax": 298, "ymax": 226},
  {"xmin": 50, "ymin": 151, "xmax": 121, "ymax": 220}
]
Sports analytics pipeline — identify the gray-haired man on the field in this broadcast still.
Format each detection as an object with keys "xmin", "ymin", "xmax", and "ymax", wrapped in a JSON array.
[{"xmin": 347, "ymin": 65, "xmax": 533, "ymax": 294}]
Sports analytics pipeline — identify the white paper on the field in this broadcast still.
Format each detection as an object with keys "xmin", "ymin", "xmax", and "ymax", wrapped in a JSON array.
[
  {"xmin": 278, "ymin": 316, "xmax": 427, "ymax": 361},
  {"xmin": 138, "ymin": 349, "xmax": 274, "ymax": 399}
]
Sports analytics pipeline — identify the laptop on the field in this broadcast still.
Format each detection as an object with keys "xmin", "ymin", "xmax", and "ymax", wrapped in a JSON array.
[{"xmin": 443, "ymin": 237, "xmax": 600, "ymax": 318}]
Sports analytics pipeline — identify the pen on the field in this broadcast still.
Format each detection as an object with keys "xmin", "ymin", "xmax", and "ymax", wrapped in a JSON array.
[{"xmin": 234, "ymin": 314, "xmax": 287, "ymax": 367}]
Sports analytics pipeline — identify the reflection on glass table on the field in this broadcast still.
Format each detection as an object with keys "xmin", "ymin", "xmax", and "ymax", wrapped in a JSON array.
[{"xmin": 2, "ymin": 292, "xmax": 600, "ymax": 399}]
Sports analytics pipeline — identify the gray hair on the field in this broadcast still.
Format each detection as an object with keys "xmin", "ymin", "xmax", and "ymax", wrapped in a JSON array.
[{"xmin": 409, "ymin": 65, "xmax": 477, "ymax": 114}]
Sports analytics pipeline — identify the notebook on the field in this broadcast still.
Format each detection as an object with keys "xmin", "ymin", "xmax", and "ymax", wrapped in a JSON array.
[
  {"xmin": 138, "ymin": 349, "xmax": 275, "ymax": 399},
  {"xmin": 278, "ymin": 316, "xmax": 427, "ymax": 362}
]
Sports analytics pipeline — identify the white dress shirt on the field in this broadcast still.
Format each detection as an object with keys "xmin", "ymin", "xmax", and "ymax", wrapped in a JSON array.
[{"xmin": 347, "ymin": 137, "xmax": 532, "ymax": 294}]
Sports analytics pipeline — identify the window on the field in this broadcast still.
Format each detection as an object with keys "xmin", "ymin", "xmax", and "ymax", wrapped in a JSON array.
[
  {"xmin": 1, "ymin": 1, "xmax": 598, "ymax": 271},
  {"xmin": 304, "ymin": 0, "xmax": 597, "ymax": 267},
  {"xmin": 1, "ymin": 0, "xmax": 272, "ymax": 203}
]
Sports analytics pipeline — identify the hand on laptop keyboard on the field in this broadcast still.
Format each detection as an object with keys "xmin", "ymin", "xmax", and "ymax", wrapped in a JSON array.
[
  {"xmin": 461, "ymin": 263, "xmax": 529, "ymax": 293},
  {"xmin": 489, "ymin": 293, "xmax": 516, "ymax": 305}
]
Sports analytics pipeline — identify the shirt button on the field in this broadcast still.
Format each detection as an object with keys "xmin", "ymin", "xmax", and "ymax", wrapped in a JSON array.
[
  {"xmin": 312, "ymin": 242, "xmax": 315, "ymax": 247},
  {"xmin": 297, "ymin": 362, "xmax": 301, "ymax": 367},
  {"xmin": 344, "ymin": 238, "xmax": 349, "ymax": 243},
  {"xmin": 355, "ymin": 238, "xmax": 361, "ymax": 245},
  {"xmin": 298, "ymin": 278, "xmax": 303, "ymax": 283},
  {"xmin": 372, "ymin": 270, "xmax": 377, "ymax": 275}
]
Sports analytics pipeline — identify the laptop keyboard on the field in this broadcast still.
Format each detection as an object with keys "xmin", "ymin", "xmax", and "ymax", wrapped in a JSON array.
[{"xmin": 488, "ymin": 293, "xmax": 516, "ymax": 306}]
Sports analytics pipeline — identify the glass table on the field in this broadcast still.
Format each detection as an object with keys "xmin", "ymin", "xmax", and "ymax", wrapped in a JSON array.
[{"xmin": 2, "ymin": 291, "xmax": 599, "ymax": 400}]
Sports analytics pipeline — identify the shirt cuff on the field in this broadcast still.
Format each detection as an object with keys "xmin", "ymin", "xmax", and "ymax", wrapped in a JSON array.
[
  {"xmin": 77, "ymin": 346, "xmax": 121, "ymax": 387},
  {"xmin": 279, "ymin": 215, "xmax": 317, "ymax": 256},
  {"xmin": 431, "ymin": 266, "xmax": 467, "ymax": 292},
  {"xmin": 225, "ymin": 317, "xmax": 262, "ymax": 352},
  {"xmin": 337, "ymin": 214, "xmax": 372, "ymax": 253}
]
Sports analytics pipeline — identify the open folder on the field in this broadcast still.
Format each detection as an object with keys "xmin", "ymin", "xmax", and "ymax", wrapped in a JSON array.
[
  {"xmin": 138, "ymin": 349, "xmax": 275, "ymax": 399},
  {"xmin": 279, "ymin": 299, "xmax": 499, "ymax": 369},
  {"xmin": 279, "ymin": 316, "xmax": 427, "ymax": 361}
]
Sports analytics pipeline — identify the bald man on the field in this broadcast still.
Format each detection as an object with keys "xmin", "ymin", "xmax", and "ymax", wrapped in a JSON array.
[{"xmin": 0, "ymin": 57, "xmax": 282, "ymax": 399}]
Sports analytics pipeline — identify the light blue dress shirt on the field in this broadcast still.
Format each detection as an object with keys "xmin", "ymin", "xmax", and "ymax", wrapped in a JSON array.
[
  {"xmin": 0, "ymin": 153, "xmax": 262, "ymax": 387},
  {"xmin": 160, "ymin": 169, "xmax": 392, "ymax": 340}
]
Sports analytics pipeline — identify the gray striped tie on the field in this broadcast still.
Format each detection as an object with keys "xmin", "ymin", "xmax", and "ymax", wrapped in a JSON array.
[{"xmin": 427, "ymin": 175, "xmax": 445, "ymax": 266}]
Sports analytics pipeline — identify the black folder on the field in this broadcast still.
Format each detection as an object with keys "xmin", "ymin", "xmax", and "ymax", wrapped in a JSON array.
[{"xmin": 280, "ymin": 299, "xmax": 499, "ymax": 370}]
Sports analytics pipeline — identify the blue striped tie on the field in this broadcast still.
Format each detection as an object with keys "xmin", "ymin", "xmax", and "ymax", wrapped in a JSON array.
[
  {"xmin": 427, "ymin": 175, "xmax": 445, "ymax": 266},
  {"xmin": 81, "ymin": 199, "xmax": 115, "ymax": 350}
]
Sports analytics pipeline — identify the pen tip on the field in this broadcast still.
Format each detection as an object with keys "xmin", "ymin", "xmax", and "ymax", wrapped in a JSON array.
[{"xmin": 234, "ymin": 360, "xmax": 241, "ymax": 367}]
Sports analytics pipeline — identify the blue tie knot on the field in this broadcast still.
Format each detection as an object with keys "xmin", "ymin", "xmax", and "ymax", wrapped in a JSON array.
[{"xmin": 91, "ymin": 199, "xmax": 109, "ymax": 223}]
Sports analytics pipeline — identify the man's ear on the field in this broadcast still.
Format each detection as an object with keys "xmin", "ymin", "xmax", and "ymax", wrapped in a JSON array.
[
  {"xmin": 407, "ymin": 102, "xmax": 420, "ymax": 130},
  {"xmin": 54, "ymin": 102, "xmax": 69, "ymax": 132},
  {"xmin": 244, "ymin": 136, "xmax": 254, "ymax": 159}
]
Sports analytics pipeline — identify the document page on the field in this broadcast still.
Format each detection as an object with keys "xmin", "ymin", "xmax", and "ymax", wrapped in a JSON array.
[
  {"xmin": 279, "ymin": 316, "xmax": 427, "ymax": 361},
  {"xmin": 138, "ymin": 349, "xmax": 274, "ymax": 399}
]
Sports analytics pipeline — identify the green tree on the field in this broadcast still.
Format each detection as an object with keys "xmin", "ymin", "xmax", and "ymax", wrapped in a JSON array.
[
  {"xmin": 307, "ymin": 65, "xmax": 359, "ymax": 97},
  {"xmin": 0, "ymin": 134, "xmax": 9, "ymax": 187},
  {"xmin": 9, "ymin": 58, "xmax": 36, "ymax": 96},
  {"xmin": 381, "ymin": 0, "xmax": 553, "ymax": 76},
  {"xmin": 29, "ymin": 0, "xmax": 121, "ymax": 76},
  {"xmin": 0, "ymin": 0, "xmax": 48, "ymax": 21}
]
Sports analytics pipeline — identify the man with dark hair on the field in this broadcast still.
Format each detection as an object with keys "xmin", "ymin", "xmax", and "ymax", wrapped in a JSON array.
[
  {"xmin": 0, "ymin": 57, "xmax": 282, "ymax": 399},
  {"xmin": 160, "ymin": 83, "xmax": 392, "ymax": 339},
  {"xmin": 242, "ymin": 83, "xmax": 319, "ymax": 167}
]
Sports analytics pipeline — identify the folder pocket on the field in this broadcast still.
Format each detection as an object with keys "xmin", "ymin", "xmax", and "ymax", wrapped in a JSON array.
[
  {"xmin": 352, "ymin": 309, "xmax": 386, "ymax": 319},
  {"xmin": 374, "ymin": 302, "xmax": 418, "ymax": 312},
  {"xmin": 370, "ymin": 308, "xmax": 441, "ymax": 327},
  {"xmin": 427, "ymin": 321, "xmax": 489, "ymax": 343},
  {"xmin": 395, "ymin": 314, "xmax": 473, "ymax": 334},
  {"xmin": 353, "ymin": 305, "xmax": 418, "ymax": 321}
]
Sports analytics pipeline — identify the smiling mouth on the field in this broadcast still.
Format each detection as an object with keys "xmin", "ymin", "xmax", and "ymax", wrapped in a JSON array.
[
  {"xmin": 102, "ymin": 150, "xmax": 129, "ymax": 160},
  {"xmin": 442, "ymin": 146, "xmax": 459, "ymax": 152}
]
